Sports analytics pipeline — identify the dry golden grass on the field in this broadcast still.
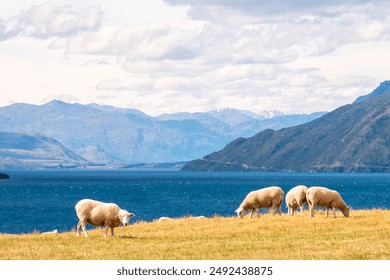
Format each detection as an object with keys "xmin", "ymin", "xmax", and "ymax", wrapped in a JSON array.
[{"xmin": 1, "ymin": 209, "xmax": 389, "ymax": 260}]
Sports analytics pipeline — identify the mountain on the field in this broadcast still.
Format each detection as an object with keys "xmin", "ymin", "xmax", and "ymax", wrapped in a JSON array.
[
  {"xmin": 0, "ymin": 131, "xmax": 90, "ymax": 169},
  {"xmin": 156, "ymin": 109, "xmax": 325, "ymax": 139},
  {"xmin": 0, "ymin": 101, "xmax": 226, "ymax": 164},
  {"xmin": 183, "ymin": 82, "xmax": 390, "ymax": 172},
  {"xmin": 354, "ymin": 80, "xmax": 390, "ymax": 103},
  {"xmin": 0, "ymin": 100, "xmax": 325, "ymax": 165}
]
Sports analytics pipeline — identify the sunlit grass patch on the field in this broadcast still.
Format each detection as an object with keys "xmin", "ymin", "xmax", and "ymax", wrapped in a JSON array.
[{"xmin": 0, "ymin": 210, "xmax": 389, "ymax": 260}]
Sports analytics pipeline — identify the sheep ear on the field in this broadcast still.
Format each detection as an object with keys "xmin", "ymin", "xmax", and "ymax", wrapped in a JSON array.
[{"xmin": 128, "ymin": 213, "xmax": 135, "ymax": 217}]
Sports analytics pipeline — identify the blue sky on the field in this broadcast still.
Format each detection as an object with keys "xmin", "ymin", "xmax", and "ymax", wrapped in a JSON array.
[{"xmin": 1, "ymin": 0, "xmax": 389, "ymax": 115}]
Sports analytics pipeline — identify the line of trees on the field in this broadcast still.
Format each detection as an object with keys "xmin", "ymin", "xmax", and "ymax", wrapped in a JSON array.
[{"xmin": 0, "ymin": 171, "xmax": 9, "ymax": 179}]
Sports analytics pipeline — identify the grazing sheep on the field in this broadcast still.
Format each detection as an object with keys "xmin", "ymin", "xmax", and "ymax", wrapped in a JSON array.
[
  {"xmin": 235, "ymin": 186, "xmax": 284, "ymax": 218},
  {"xmin": 306, "ymin": 186, "xmax": 350, "ymax": 218},
  {"xmin": 286, "ymin": 185, "xmax": 308, "ymax": 215},
  {"xmin": 41, "ymin": 229, "xmax": 58, "ymax": 235},
  {"xmin": 75, "ymin": 199, "xmax": 135, "ymax": 237},
  {"xmin": 158, "ymin": 217, "xmax": 173, "ymax": 222}
]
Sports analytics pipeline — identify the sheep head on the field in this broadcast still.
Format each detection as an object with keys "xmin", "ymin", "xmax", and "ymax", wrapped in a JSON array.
[
  {"xmin": 117, "ymin": 210, "xmax": 135, "ymax": 226},
  {"xmin": 235, "ymin": 207, "xmax": 245, "ymax": 218},
  {"xmin": 342, "ymin": 206, "xmax": 351, "ymax": 217}
]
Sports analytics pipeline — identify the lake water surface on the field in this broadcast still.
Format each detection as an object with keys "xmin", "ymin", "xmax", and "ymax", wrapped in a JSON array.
[{"xmin": 0, "ymin": 170, "xmax": 389, "ymax": 234}]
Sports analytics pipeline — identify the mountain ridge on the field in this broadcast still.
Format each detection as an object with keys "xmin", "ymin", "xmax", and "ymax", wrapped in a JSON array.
[
  {"xmin": 0, "ymin": 131, "xmax": 90, "ymax": 169},
  {"xmin": 183, "ymin": 81, "xmax": 390, "ymax": 172},
  {"xmin": 0, "ymin": 102, "xmax": 324, "ymax": 165}
]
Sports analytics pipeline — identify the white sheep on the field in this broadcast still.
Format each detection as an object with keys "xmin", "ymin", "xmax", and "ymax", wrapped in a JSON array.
[
  {"xmin": 286, "ymin": 185, "xmax": 308, "ymax": 215},
  {"xmin": 306, "ymin": 186, "xmax": 350, "ymax": 218},
  {"xmin": 235, "ymin": 186, "xmax": 284, "ymax": 218},
  {"xmin": 158, "ymin": 217, "xmax": 173, "ymax": 222},
  {"xmin": 41, "ymin": 229, "xmax": 58, "ymax": 235},
  {"xmin": 75, "ymin": 199, "xmax": 135, "ymax": 237}
]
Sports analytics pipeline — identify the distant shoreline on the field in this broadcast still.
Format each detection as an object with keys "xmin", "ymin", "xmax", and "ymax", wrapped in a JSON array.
[{"xmin": 0, "ymin": 172, "xmax": 9, "ymax": 179}]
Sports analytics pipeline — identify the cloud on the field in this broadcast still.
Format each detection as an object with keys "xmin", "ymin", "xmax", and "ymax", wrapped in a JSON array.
[
  {"xmin": 1, "ymin": 1, "xmax": 389, "ymax": 116},
  {"xmin": 99, "ymin": 23, "xmax": 204, "ymax": 61},
  {"xmin": 161, "ymin": 0, "xmax": 390, "ymax": 57},
  {"xmin": 54, "ymin": 0, "xmax": 390, "ymax": 67},
  {"xmin": 0, "ymin": 19, "xmax": 6, "ymax": 38},
  {"xmin": 83, "ymin": 0, "xmax": 389, "ymax": 115},
  {"xmin": 164, "ymin": 0, "xmax": 386, "ymax": 15},
  {"xmin": 1, "ymin": 3, "xmax": 102, "ymax": 40},
  {"xmin": 35, "ymin": 0, "xmax": 389, "ymax": 71}
]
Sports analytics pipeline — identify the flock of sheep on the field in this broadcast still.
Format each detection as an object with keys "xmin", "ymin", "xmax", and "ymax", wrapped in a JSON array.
[
  {"xmin": 235, "ymin": 185, "xmax": 350, "ymax": 219},
  {"xmin": 75, "ymin": 185, "xmax": 350, "ymax": 237}
]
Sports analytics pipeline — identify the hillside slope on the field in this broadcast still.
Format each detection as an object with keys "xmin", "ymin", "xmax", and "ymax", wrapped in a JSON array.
[
  {"xmin": 0, "ymin": 131, "xmax": 90, "ymax": 169},
  {"xmin": 183, "ymin": 82, "xmax": 390, "ymax": 172}
]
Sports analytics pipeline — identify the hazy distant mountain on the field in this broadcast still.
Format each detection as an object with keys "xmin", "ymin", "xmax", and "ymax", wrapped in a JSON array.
[
  {"xmin": 156, "ymin": 109, "xmax": 325, "ymax": 139},
  {"xmin": 0, "ymin": 131, "xmax": 89, "ymax": 169},
  {"xmin": 183, "ymin": 81, "xmax": 390, "ymax": 172},
  {"xmin": 0, "ymin": 100, "xmax": 324, "ymax": 165}
]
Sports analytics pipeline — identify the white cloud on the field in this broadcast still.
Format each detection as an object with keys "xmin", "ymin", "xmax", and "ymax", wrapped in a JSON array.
[
  {"xmin": 1, "ymin": 3, "xmax": 102, "ymax": 39},
  {"xmin": 164, "ymin": 0, "xmax": 386, "ymax": 16},
  {"xmin": 0, "ymin": 0, "xmax": 389, "ymax": 115}
]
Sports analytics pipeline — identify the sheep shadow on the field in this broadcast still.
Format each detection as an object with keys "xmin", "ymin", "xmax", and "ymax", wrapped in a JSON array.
[{"xmin": 119, "ymin": 235, "xmax": 138, "ymax": 239}]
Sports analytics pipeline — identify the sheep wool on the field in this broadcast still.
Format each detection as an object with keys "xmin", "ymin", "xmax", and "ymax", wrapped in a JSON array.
[
  {"xmin": 75, "ymin": 199, "xmax": 135, "ymax": 237},
  {"xmin": 286, "ymin": 185, "xmax": 308, "ymax": 215},
  {"xmin": 235, "ymin": 186, "xmax": 284, "ymax": 218},
  {"xmin": 306, "ymin": 186, "xmax": 350, "ymax": 218}
]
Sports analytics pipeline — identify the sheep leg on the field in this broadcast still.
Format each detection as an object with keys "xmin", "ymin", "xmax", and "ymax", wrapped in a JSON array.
[
  {"xmin": 277, "ymin": 204, "xmax": 282, "ymax": 215},
  {"xmin": 110, "ymin": 227, "xmax": 115, "ymax": 236},
  {"xmin": 77, "ymin": 220, "xmax": 88, "ymax": 237},
  {"xmin": 325, "ymin": 208, "xmax": 329, "ymax": 218},
  {"xmin": 309, "ymin": 206, "xmax": 314, "ymax": 218},
  {"xmin": 249, "ymin": 210, "xmax": 254, "ymax": 219},
  {"xmin": 256, "ymin": 209, "xmax": 260, "ymax": 218},
  {"xmin": 104, "ymin": 226, "xmax": 110, "ymax": 237},
  {"xmin": 332, "ymin": 207, "xmax": 336, "ymax": 218},
  {"xmin": 76, "ymin": 221, "xmax": 81, "ymax": 237},
  {"xmin": 82, "ymin": 226, "xmax": 89, "ymax": 237}
]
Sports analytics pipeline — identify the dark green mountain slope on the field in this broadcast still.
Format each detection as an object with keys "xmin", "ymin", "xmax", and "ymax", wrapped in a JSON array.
[{"xmin": 183, "ymin": 82, "xmax": 390, "ymax": 172}]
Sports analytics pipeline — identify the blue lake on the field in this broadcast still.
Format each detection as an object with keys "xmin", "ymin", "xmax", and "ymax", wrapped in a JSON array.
[{"xmin": 0, "ymin": 170, "xmax": 389, "ymax": 234}]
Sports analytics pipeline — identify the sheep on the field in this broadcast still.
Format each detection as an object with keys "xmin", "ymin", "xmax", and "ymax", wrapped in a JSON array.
[
  {"xmin": 41, "ymin": 229, "xmax": 58, "ymax": 235},
  {"xmin": 158, "ymin": 215, "xmax": 205, "ymax": 222},
  {"xmin": 286, "ymin": 185, "xmax": 308, "ymax": 215},
  {"xmin": 75, "ymin": 199, "xmax": 135, "ymax": 237},
  {"xmin": 306, "ymin": 186, "xmax": 350, "ymax": 218},
  {"xmin": 158, "ymin": 217, "xmax": 173, "ymax": 222},
  {"xmin": 235, "ymin": 186, "xmax": 284, "ymax": 218}
]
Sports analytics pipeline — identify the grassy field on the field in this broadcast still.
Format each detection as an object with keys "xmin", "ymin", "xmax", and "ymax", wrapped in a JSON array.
[{"xmin": 1, "ymin": 209, "xmax": 389, "ymax": 260}]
